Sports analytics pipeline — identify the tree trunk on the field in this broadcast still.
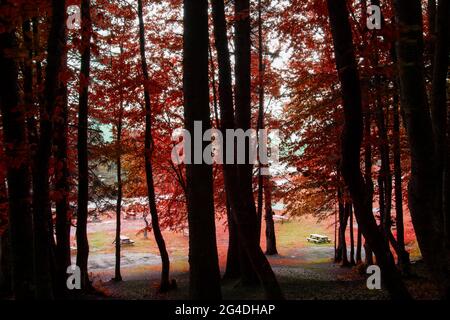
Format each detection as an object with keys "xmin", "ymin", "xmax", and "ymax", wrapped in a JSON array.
[
  {"xmin": 0, "ymin": 22, "xmax": 35, "ymax": 299},
  {"xmin": 223, "ymin": 200, "xmax": 241, "ymax": 280},
  {"xmin": 32, "ymin": 0, "xmax": 68, "ymax": 299},
  {"xmin": 54, "ymin": 43, "xmax": 71, "ymax": 296},
  {"xmin": 327, "ymin": 0, "xmax": 410, "ymax": 299},
  {"xmin": 427, "ymin": 0, "xmax": 437, "ymax": 76},
  {"xmin": 349, "ymin": 204, "xmax": 355, "ymax": 265},
  {"xmin": 392, "ymin": 79, "xmax": 410, "ymax": 272},
  {"xmin": 137, "ymin": 0, "xmax": 172, "ymax": 293},
  {"xmin": 430, "ymin": 0, "xmax": 450, "ymax": 252},
  {"xmin": 234, "ymin": 0, "xmax": 260, "ymax": 286},
  {"xmin": 256, "ymin": 0, "xmax": 265, "ymax": 245},
  {"xmin": 445, "ymin": 100, "xmax": 450, "ymax": 249},
  {"xmin": 0, "ymin": 229, "xmax": 11, "ymax": 295},
  {"xmin": 340, "ymin": 201, "xmax": 350, "ymax": 267},
  {"xmin": 22, "ymin": 18, "xmax": 38, "ymax": 158},
  {"xmin": 211, "ymin": 0, "xmax": 241, "ymax": 283},
  {"xmin": 335, "ymin": 182, "xmax": 344, "ymax": 263},
  {"xmin": 113, "ymin": 105, "xmax": 123, "ymax": 282},
  {"xmin": 362, "ymin": 75, "xmax": 374, "ymax": 267},
  {"xmin": 393, "ymin": 0, "xmax": 450, "ymax": 298},
  {"xmin": 211, "ymin": 0, "xmax": 283, "ymax": 299},
  {"xmin": 264, "ymin": 178, "xmax": 277, "ymax": 255},
  {"xmin": 76, "ymin": 0, "xmax": 92, "ymax": 291},
  {"xmin": 183, "ymin": 0, "xmax": 222, "ymax": 299},
  {"xmin": 374, "ymin": 82, "xmax": 393, "ymax": 240},
  {"xmin": 0, "ymin": 175, "xmax": 11, "ymax": 294},
  {"xmin": 356, "ymin": 228, "xmax": 362, "ymax": 264}
]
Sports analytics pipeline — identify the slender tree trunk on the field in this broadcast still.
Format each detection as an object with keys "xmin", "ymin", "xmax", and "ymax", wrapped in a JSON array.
[
  {"xmin": 210, "ymin": 0, "xmax": 241, "ymax": 283},
  {"xmin": 256, "ymin": 0, "xmax": 265, "ymax": 245},
  {"xmin": 374, "ymin": 86, "xmax": 393, "ymax": 240},
  {"xmin": 137, "ymin": 0, "xmax": 172, "ymax": 293},
  {"xmin": 392, "ymin": 79, "xmax": 410, "ymax": 272},
  {"xmin": 183, "ymin": 0, "xmax": 222, "ymax": 299},
  {"xmin": 445, "ymin": 101, "xmax": 450, "ymax": 249},
  {"xmin": 209, "ymin": 33, "xmax": 240, "ymax": 281},
  {"xmin": 335, "ymin": 184, "xmax": 343, "ymax": 263},
  {"xmin": 0, "ymin": 165, "xmax": 11, "ymax": 294},
  {"xmin": 334, "ymin": 200, "xmax": 338, "ymax": 261},
  {"xmin": 234, "ymin": 0, "xmax": 260, "ymax": 286},
  {"xmin": 264, "ymin": 178, "xmax": 277, "ymax": 255},
  {"xmin": 349, "ymin": 204, "xmax": 355, "ymax": 265},
  {"xmin": 32, "ymin": 17, "xmax": 44, "ymax": 110},
  {"xmin": 340, "ymin": 201, "xmax": 350, "ymax": 267},
  {"xmin": 356, "ymin": 228, "xmax": 362, "ymax": 264},
  {"xmin": 211, "ymin": 0, "xmax": 283, "ymax": 299},
  {"xmin": 113, "ymin": 105, "xmax": 123, "ymax": 282},
  {"xmin": 430, "ymin": 0, "xmax": 450, "ymax": 251},
  {"xmin": 33, "ymin": 0, "xmax": 68, "ymax": 299},
  {"xmin": 209, "ymin": 43, "xmax": 220, "ymax": 127},
  {"xmin": 257, "ymin": 173, "xmax": 263, "ymax": 246},
  {"xmin": 54, "ymin": 43, "xmax": 71, "ymax": 296},
  {"xmin": 22, "ymin": 18, "xmax": 38, "ymax": 156},
  {"xmin": 427, "ymin": 0, "xmax": 437, "ymax": 76},
  {"xmin": 76, "ymin": 0, "xmax": 92, "ymax": 291},
  {"xmin": 256, "ymin": 0, "xmax": 277, "ymax": 256},
  {"xmin": 0, "ymin": 229, "xmax": 11, "ymax": 295},
  {"xmin": 393, "ymin": 0, "xmax": 450, "ymax": 298},
  {"xmin": 327, "ymin": 0, "xmax": 410, "ymax": 299},
  {"xmin": 223, "ymin": 200, "xmax": 241, "ymax": 280},
  {"xmin": 0, "ymin": 21, "xmax": 35, "ymax": 299},
  {"xmin": 362, "ymin": 74, "xmax": 374, "ymax": 267}
]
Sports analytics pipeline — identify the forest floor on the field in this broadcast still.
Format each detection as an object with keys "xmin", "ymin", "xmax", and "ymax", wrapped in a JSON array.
[{"xmin": 73, "ymin": 214, "xmax": 436, "ymax": 300}]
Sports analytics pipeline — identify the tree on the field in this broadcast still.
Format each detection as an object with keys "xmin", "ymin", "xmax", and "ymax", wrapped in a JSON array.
[
  {"xmin": 393, "ymin": 0, "xmax": 450, "ymax": 297},
  {"xmin": 54, "ymin": 32, "xmax": 71, "ymax": 295},
  {"xmin": 77, "ymin": 0, "xmax": 93, "ymax": 291},
  {"xmin": 113, "ymin": 46, "xmax": 124, "ymax": 283},
  {"xmin": 256, "ymin": 0, "xmax": 277, "ymax": 256},
  {"xmin": 326, "ymin": 0, "xmax": 410, "ymax": 299},
  {"xmin": 234, "ymin": 0, "xmax": 260, "ymax": 285},
  {"xmin": 211, "ymin": 0, "xmax": 283, "ymax": 299},
  {"xmin": 137, "ymin": 0, "xmax": 173, "ymax": 292},
  {"xmin": 0, "ymin": 4, "xmax": 35, "ymax": 298},
  {"xmin": 210, "ymin": 0, "xmax": 241, "ymax": 281},
  {"xmin": 183, "ymin": 0, "xmax": 222, "ymax": 300},
  {"xmin": 33, "ymin": 0, "xmax": 68, "ymax": 299}
]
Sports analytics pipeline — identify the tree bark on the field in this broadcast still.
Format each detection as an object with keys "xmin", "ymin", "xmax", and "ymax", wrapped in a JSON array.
[
  {"xmin": 356, "ymin": 228, "xmax": 362, "ymax": 264},
  {"xmin": 113, "ymin": 103, "xmax": 123, "ymax": 282},
  {"xmin": 264, "ymin": 178, "xmax": 277, "ymax": 255},
  {"xmin": 0, "ymin": 19, "xmax": 35, "ymax": 299},
  {"xmin": 76, "ymin": 0, "xmax": 92, "ymax": 291},
  {"xmin": 234, "ymin": 0, "xmax": 260, "ymax": 286},
  {"xmin": 256, "ymin": 0, "xmax": 264, "ymax": 245},
  {"xmin": 0, "ymin": 229, "xmax": 11, "ymax": 295},
  {"xmin": 392, "ymin": 80, "xmax": 410, "ymax": 272},
  {"xmin": 340, "ymin": 201, "xmax": 350, "ymax": 267},
  {"xmin": 363, "ymin": 85, "xmax": 374, "ymax": 266},
  {"xmin": 137, "ymin": 0, "xmax": 172, "ymax": 293},
  {"xmin": 183, "ymin": 0, "xmax": 222, "ymax": 300},
  {"xmin": 349, "ymin": 204, "xmax": 355, "ymax": 265},
  {"xmin": 334, "ymin": 183, "xmax": 344, "ymax": 263},
  {"xmin": 393, "ymin": 0, "xmax": 450, "ymax": 298},
  {"xmin": 374, "ymin": 82, "xmax": 393, "ymax": 240},
  {"xmin": 211, "ymin": 0, "xmax": 283, "ymax": 299},
  {"xmin": 255, "ymin": 1, "xmax": 277, "ymax": 257},
  {"xmin": 327, "ymin": 0, "xmax": 410, "ymax": 299},
  {"xmin": 430, "ymin": 0, "xmax": 450, "ymax": 250},
  {"xmin": 224, "ymin": 200, "xmax": 241, "ymax": 280},
  {"xmin": 54, "ymin": 42, "xmax": 71, "ymax": 296},
  {"xmin": 32, "ymin": 0, "xmax": 68, "ymax": 299}
]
